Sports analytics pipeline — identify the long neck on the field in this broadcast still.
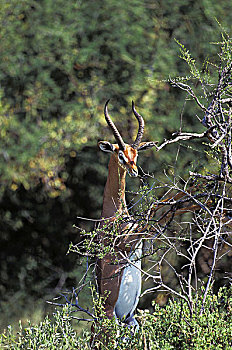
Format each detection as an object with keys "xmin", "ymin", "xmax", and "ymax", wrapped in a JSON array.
[{"xmin": 101, "ymin": 154, "xmax": 128, "ymax": 219}]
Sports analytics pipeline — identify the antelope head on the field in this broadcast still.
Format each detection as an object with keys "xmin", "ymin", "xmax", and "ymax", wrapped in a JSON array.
[{"xmin": 98, "ymin": 100, "xmax": 157, "ymax": 177}]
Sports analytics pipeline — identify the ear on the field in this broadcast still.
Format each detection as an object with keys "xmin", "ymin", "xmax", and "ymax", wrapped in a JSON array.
[
  {"xmin": 98, "ymin": 141, "xmax": 116, "ymax": 153},
  {"xmin": 137, "ymin": 141, "xmax": 158, "ymax": 151}
]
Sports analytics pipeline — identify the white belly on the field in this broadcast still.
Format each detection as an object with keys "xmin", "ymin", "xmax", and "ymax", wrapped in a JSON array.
[{"xmin": 114, "ymin": 242, "xmax": 142, "ymax": 320}]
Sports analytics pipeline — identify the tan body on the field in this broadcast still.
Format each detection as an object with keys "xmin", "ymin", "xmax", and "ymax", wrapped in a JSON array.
[
  {"xmin": 95, "ymin": 100, "xmax": 157, "ymax": 329},
  {"xmin": 97, "ymin": 148, "xmax": 143, "ymax": 324}
]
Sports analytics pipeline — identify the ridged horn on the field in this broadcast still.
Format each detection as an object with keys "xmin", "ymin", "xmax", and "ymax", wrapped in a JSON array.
[
  {"xmin": 131, "ymin": 101, "xmax": 145, "ymax": 149},
  {"xmin": 104, "ymin": 99, "xmax": 126, "ymax": 150}
]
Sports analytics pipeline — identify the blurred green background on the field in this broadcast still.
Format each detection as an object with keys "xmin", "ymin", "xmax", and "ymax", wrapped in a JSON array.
[{"xmin": 0, "ymin": 0, "xmax": 232, "ymax": 332}]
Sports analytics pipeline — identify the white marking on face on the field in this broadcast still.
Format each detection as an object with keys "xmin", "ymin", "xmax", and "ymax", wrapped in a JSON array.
[{"xmin": 118, "ymin": 150, "xmax": 128, "ymax": 165}]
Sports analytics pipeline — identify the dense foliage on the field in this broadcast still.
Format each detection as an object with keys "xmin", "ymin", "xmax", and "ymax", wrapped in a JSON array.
[
  {"xmin": 1, "ymin": 0, "xmax": 232, "ymax": 336},
  {"xmin": 1, "ymin": 286, "xmax": 231, "ymax": 349}
]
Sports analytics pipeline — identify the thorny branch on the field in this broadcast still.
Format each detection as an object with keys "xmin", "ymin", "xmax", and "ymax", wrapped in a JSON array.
[
  {"xmin": 54, "ymin": 40, "xmax": 232, "ymax": 320},
  {"xmin": 47, "ymin": 288, "xmax": 96, "ymax": 322},
  {"xmin": 155, "ymin": 126, "xmax": 216, "ymax": 151}
]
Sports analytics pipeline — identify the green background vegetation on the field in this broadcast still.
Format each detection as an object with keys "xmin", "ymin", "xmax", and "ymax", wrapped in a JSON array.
[{"xmin": 0, "ymin": 0, "xmax": 232, "ymax": 344}]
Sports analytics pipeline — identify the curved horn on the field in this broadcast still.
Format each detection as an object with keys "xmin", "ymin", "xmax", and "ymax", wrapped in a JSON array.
[
  {"xmin": 131, "ymin": 101, "xmax": 145, "ymax": 149},
  {"xmin": 104, "ymin": 100, "xmax": 125, "ymax": 150}
]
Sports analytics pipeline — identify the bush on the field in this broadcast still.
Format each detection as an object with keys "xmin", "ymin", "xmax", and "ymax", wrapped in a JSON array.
[{"xmin": 1, "ymin": 286, "xmax": 231, "ymax": 349}]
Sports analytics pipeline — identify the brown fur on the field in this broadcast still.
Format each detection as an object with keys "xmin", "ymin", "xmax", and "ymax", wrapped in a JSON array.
[{"xmin": 97, "ymin": 144, "xmax": 139, "ymax": 319}]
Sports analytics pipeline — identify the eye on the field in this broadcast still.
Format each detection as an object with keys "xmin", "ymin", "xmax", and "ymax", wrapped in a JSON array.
[{"xmin": 118, "ymin": 151, "xmax": 127, "ymax": 164}]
